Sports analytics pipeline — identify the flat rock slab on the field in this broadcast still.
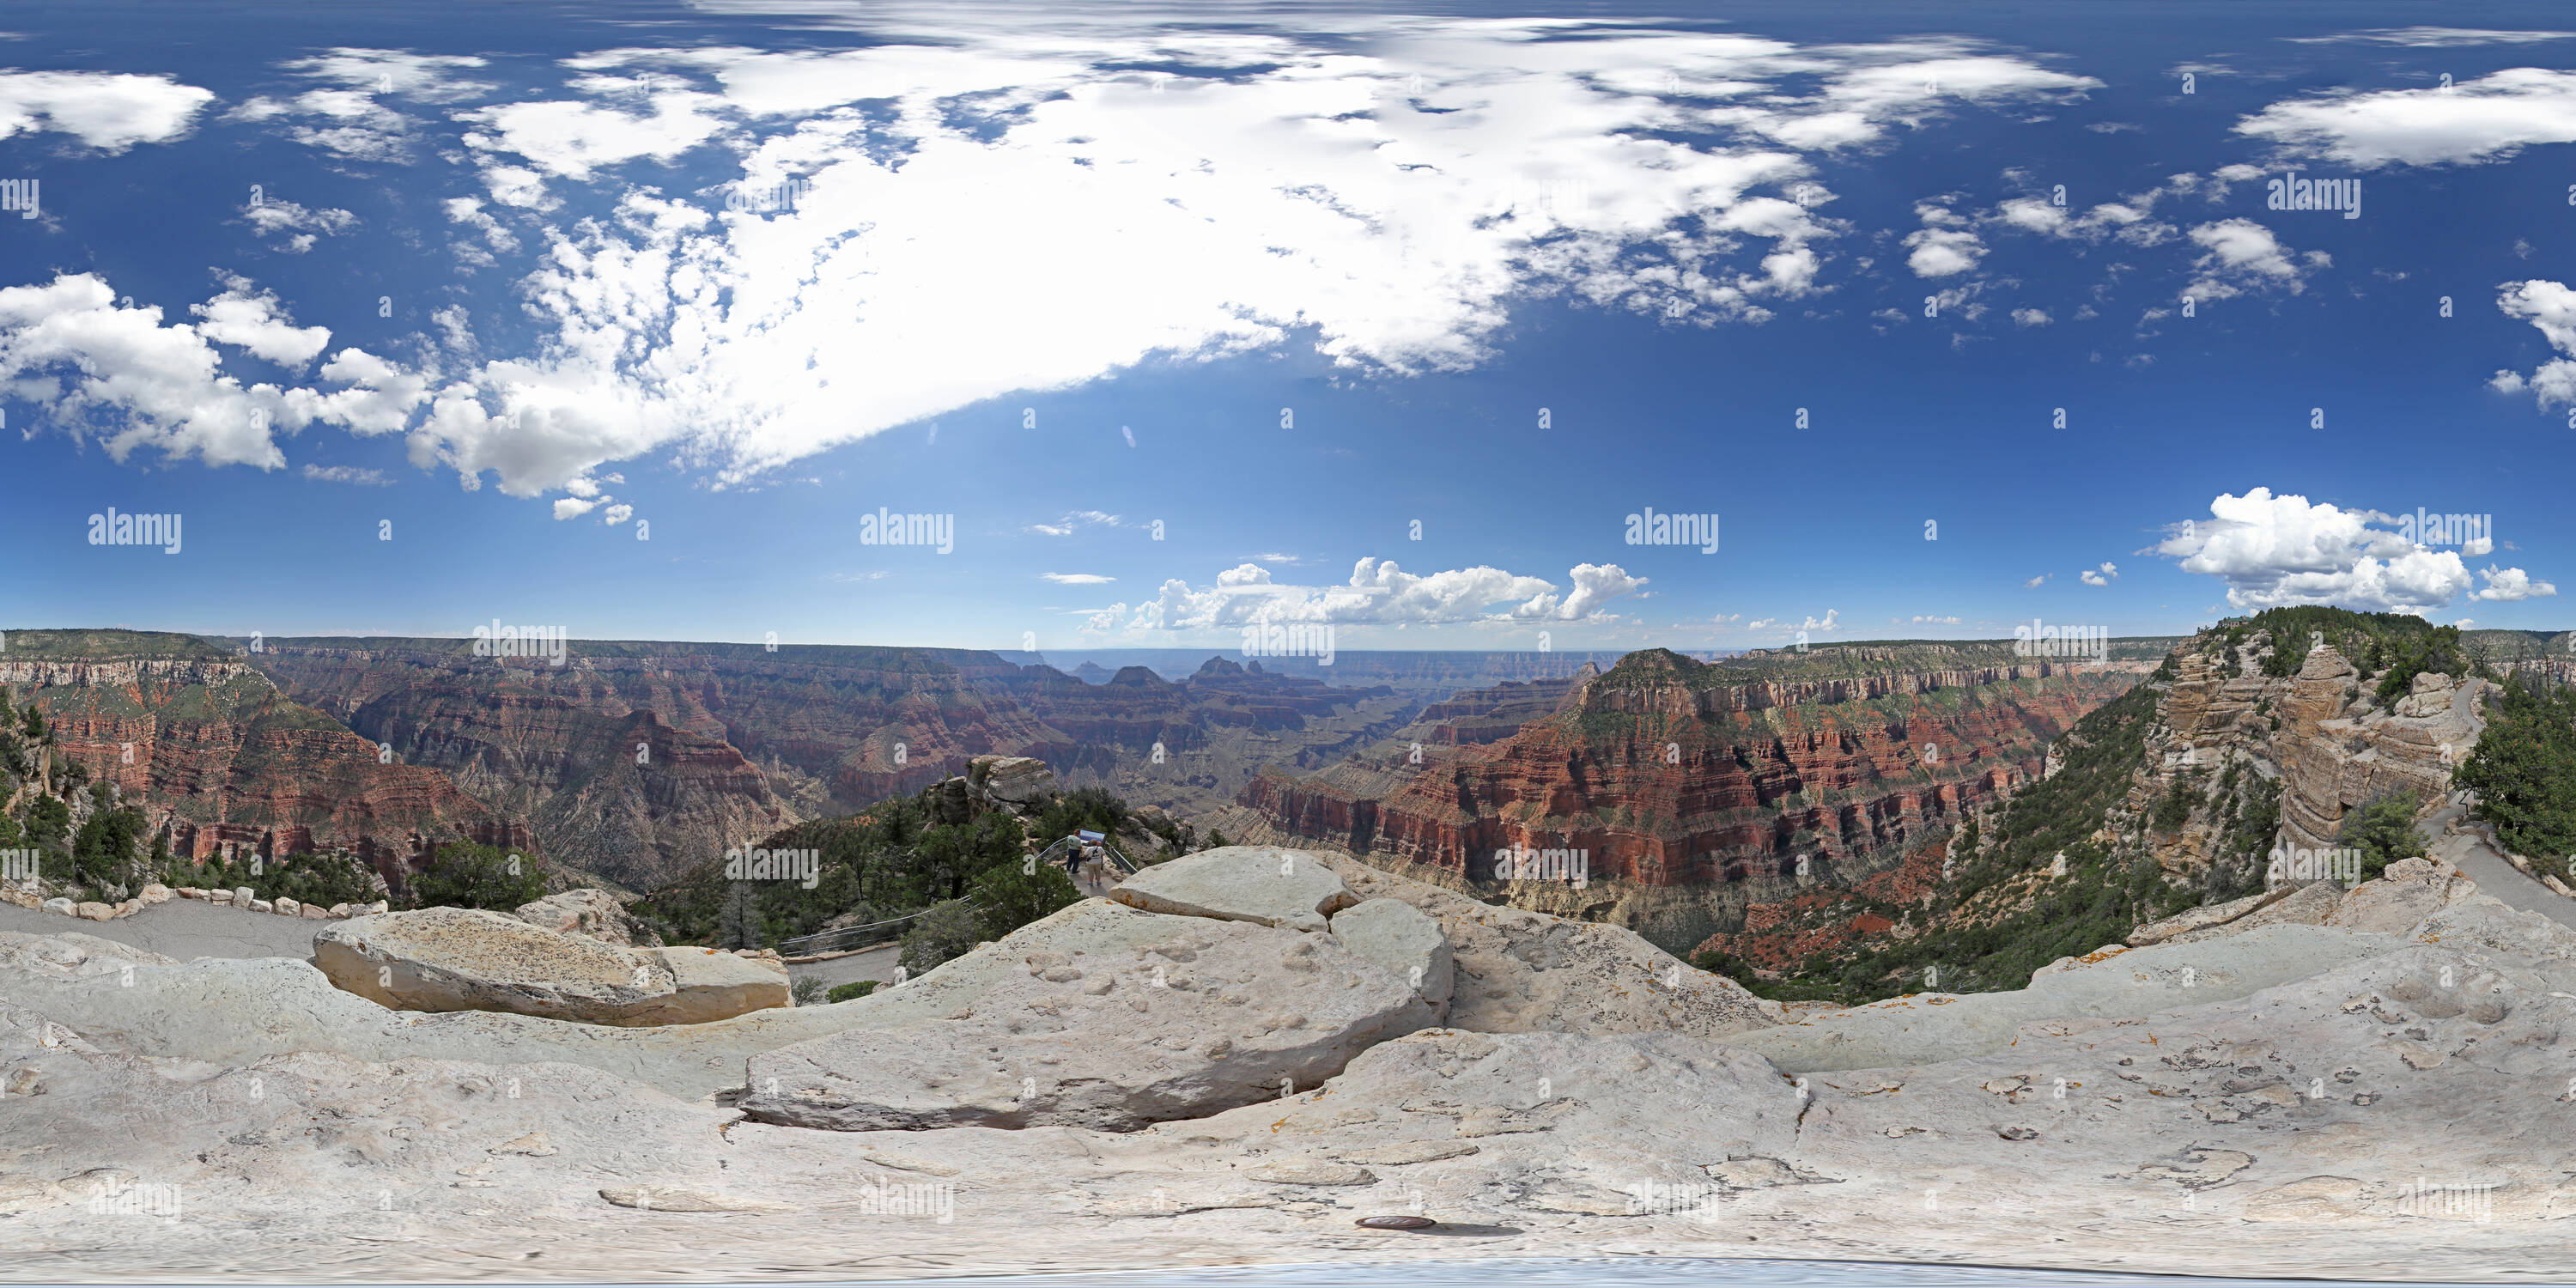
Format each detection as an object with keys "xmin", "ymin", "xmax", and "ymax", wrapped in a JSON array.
[
  {"xmin": 1310, "ymin": 850, "xmax": 1776, "ymax": 1041},
  {"xmin": 1330, "ymin": 897, "xmax": 1453, "ymax": 1018},
  {"xmin": 314, "ymin": 908, "xmax": 787, "ymax": 1026},
  {"xmin": 1111, "ymin": 846, "xmax": 1359, "ymax": 932},
  {"xmin": 741, "ymin": 898, "xmax": 1433, "ymax": 1132}
]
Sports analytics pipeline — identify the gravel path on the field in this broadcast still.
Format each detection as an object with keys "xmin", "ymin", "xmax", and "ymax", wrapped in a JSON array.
[
  {"xmin": 2421, "ymin": 799, "xmax": 2576, "ymax": 929},
  {"xmin": 789, "ymin": 942, "xmax": 902, "ymax": 989},
  {"xmin": 0, "ymin": 897, "xmax": 325, "ymax": 961},
  {"xmin": 0, "ymin": 896, "xmax": 914, "ymax": 990}
]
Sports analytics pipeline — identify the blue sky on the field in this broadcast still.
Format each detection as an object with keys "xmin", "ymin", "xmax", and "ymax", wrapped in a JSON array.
[{"xmin": 2, "ymin": 0, "xmax": 2571, "ymax": 653}]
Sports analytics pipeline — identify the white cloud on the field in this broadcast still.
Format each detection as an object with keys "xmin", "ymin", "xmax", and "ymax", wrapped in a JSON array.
[
  {"xmin": 602, "ymin": 503, "xmax": 634, "ymax": 526},
  {"xmin": 2291, "ymin": 27, "xmax": 2576, "ymax": 48},
  {"xmin": 371, "ymin": 23, "xmax": 2096, "ymax": 497},
  {"xmin": 2154, "ymin": 487, "xmax": 2551, "ymax": 614},
  {"xmin": 2011, "ymin": 307, "xmax": 2051, "ymax": 326},
  {"xmin": 301, "ymin": 464, "xmax": 391, "ymax": 486},
  {"xmin": 1910, "ymin": 614, "xmax": 1961, "ymax": 624},
  {"xmin": 1104, "ymin": 557, "xmax": 1644, "ymax": 635},
  {"xmin": 51, "ymin": 23, "xmax": 2109, "ymax": 507},
  {"xmin": 225, "ymin": 50, "xmax": 494, "ymax": 161},
  {"xmin": 240, "ymin": 197, "xmax": 356, "ymax": 252},
  {"xmin": 2184, "ymin": 219, "xmax": 2327, "ymax": 302},
  {"xmin": 1044, "ymin": 573, "xmax": 1115, "ymax": 585},
  {"xmin": 2494, "ymin": 279, "xmax": 2576, "ymax": 408},
  {"xmin": 457, "ymin": 80, "xmax": 730, "ymax": 189},
  {"xmin": 2473, "ymin": 566, "xmax": 2558, "ymax": 601},
  {"xmin": 553, "ymin": 495, "xmax": 606, "ymax": 519},
  {"xmin": 2080, "ymin": 561, "xmax": 2118, "ymax": 586},
  {"xmin": 0, "ymin": 273, "xmax": 427, "ymax": 471},
  {"xmin": 2023, "ymin": 573, "xmax": 2051, "ymax": 588},
  {"xmin": 1904, "ymin": 201, "xmax": 1984, "ymax": 277},
  {"xmin": 1030, "ymin": 510, "xmax": 1125, "ymax": 538},
  {"xmin": 2236, "ymin": 68, "xmax": 2576, "ymax": 167},
  {"xmin": 0, "ymin": 71, "xmax": 213, "ymax": 151},
  {"xmin": 191, "ymin": 279, "xmax": 331, "ymax": 366}
]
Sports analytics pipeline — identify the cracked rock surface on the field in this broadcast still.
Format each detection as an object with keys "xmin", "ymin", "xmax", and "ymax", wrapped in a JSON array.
[{"xmin": 8, "ymin": 851, "xmax": 2576, "ymax": 1281}]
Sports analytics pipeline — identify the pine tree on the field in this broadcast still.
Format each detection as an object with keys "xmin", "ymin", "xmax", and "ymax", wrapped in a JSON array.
[{"xmin": 716, "ymin": 882, "xmax": 760, "ymax": 950}]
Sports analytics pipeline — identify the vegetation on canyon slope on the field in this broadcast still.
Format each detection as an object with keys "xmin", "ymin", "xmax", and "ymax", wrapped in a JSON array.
[
  {"xmin": 2458, "ymin": 670, "xmax": 2576, "ymax": 870},
  {"xmin": 1698, "ymin": 606, "xmax": 2576, "ymax": 1005},
  {"xmin": 629, "ymin": 780, "xmax": 1151, "ymax": 954}
]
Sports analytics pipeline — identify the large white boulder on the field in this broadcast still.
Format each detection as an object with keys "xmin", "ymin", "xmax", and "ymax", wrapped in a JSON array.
[
  {"xmin": 739, "ymin": 898, "xmax": 1433, "ymax": 1132},
  {"xmin": 512, "ymin": 887, "xmax": 658, "ymax": 946},
  {"xmin": 1308, "ymin": 850, "xmax": 1775, "ymax": 1041},
  {"xmin": 313, "ymin": 908, "xmax": 787, "ymax": 1026},
  {"xmin": 1109, "ymin": 846, "xmax": 1358, "ymax": 933},
  {"xmin": 1329, "ymin": 897, "xmax": 1452, "ymax": 1018}
]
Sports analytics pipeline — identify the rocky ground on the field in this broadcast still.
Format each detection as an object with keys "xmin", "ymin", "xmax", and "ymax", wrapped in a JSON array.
[{"xmin": 3, "ymin": 846, "xmax": 2573, "ymax": 1282}]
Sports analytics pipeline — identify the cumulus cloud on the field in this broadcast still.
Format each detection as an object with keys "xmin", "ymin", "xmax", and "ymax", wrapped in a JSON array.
[
  {"xmin": 2184, "ymin": 219, "xmax": 2328, "ymax": 302},
  {"xmin": 2012, "ymin": 307, "xmax": 2051, "ymax": 326},
  {"xmin": 2494, "ymin": 279, "xmax": 2576, "ymax": 408},
  {"xmin": 240, "ymin": 197, "xmax": 356, "ymax": 253},
  {"xmin": 225, "ymin": 49, "xmax": 493, "ymax": 161},
  {"xmin": 2080, "ymin": 561, "xmax": 2118, "ymax": 586},
  {"xmin": 2023, "ymin": 573, "xmax": 2052, "ymax": 588},
  {"xmin": 1099, "ymin": 557, "xmax": 1645, "ymax": 635},
  {"xmin": 2236, "ymin": 68, "xmax": 2576, "ymax": 167},
  {"xmin": 0, "ymin": 273, "xmax": 426, "ymax": 471},
  {"xmin": 1904, "ymin": 202, "xmax": 1985, "ymax": 277},
  {"xmin": 1910, "ymin": 614, "xmax": 1961, "ymax": 624},
  {"xmin": 2473, "ymin": 565, "xmax": 2558, "ymax": 601},
  {"xmin": 0, "ymin": 70, "xmax": 213, "ymax": 151},
  {"xmin": 192, "ymin": 21, "xmax": 2096, "ymax": 501},
  {"xmin": 2154, "ymin": 487, "xmax": 2551, "ymax": 614},
  {"xmin": 191, "ymin": 279, "xmax": 331, "ymax": 365},
  {"xmin": 1043, "ymin": 573, "xmax": 1115, "ymax": 585}
]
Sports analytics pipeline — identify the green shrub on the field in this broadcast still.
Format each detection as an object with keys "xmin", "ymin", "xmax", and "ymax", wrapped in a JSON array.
[
  {"xmin": 2338, "ymin": 790, "xmax": 2427, "ymax": 883},
  {"xmin": 968, "ymin": 855, "xmax": 1080, "ymax": 941},
  {"xmin": 2459, "ymin": 673, "xmax": 2576, "ymax": 863},
  {"xmin": 896, "ymin": 899, "xmax": 982, "ymax": 975},
  {"xmin": 182, "ymin": 848, "xmax": 380, "ymax": 908},
  {"xmin": 404, "ymin": 842, "xmax": 547, "ymax": 911},
  {"xmin": 826, "ymin": 981, "xmax": 878, "ymax": 1003}
]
